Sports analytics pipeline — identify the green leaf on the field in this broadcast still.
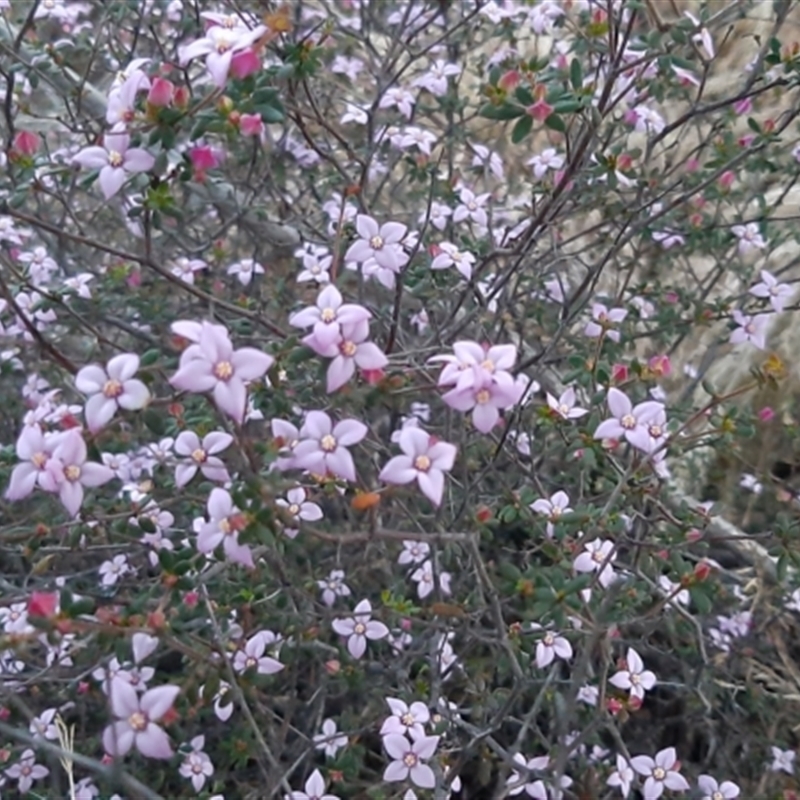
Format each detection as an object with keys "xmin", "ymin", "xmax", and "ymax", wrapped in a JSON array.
[
  {"xmin": 545, "ymin": 114, "xmax": 566, "ymax": 133},
  {"xmin": 478, "ymin": 102, "xmax": 525, "ymax": 121},
  {"xmin": 570, "ymin": 58, "xmax": 583, "ymax": 90},
  {"xmin": 143, "ymin": 408, "xmax": 165, "ymax": 436},
  {"xmin": 512, "ymin": 115, "xmax": 533, "ymax": 144}
]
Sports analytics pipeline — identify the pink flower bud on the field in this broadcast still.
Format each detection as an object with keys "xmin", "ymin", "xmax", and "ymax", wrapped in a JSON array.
[
  {"xmin": 239, "ymin": 112, "xmax": 264, "ymax": 137},
  {"xmin": 733, "ymin": 97, "xmax": 752, "ymax": 115},
  {"xmin": 611, "ymin": 363, "xmax": 629, "ymax": 383},
  {"xmin": 498, "ymin": 70, "xmax": 520, "ymax": 91},
  {"xmin": 147, "ymin": 77, "xmax": 175, "ymax": 108},
  {"xmin": 685, "ymin": 157, "xmax": 700, "ymax": 172},
  {"xmin": 190, "ymin": 145, "xmax": 222, "ymax": 172},
  {"xmin": 28, "ymin": 591, "xmax": 58, "ymax": 618},
  {"xmin": 11, "ymin": 130, "xmax": 40, "ymax": 157},
  {"xmin": 230, "ymin": 48, "xmax": 261, "ymax": 79},
  {"xmin": 718, "ymin": 170, "xmax": 735, "ymax": 191},
  {"xmin": 647, "ymin": 354, "xmax": 671, "ymax": 377},
  {"xmin": 758, "ymin": 406, "xmax": 775, "ymax": 422},
  {"xmin": 527, "ymin": 99, "xmax": 554, "ymax": 121}
]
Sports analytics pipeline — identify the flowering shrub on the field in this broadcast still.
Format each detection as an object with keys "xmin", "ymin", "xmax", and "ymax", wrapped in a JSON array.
[{"xmin": 3, "ymin": 0, "xmax": 800, "ymax": 798}]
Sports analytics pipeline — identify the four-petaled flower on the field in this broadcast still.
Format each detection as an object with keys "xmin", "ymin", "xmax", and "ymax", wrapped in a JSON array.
[
  {"xmin": 379, "ymin": 426, "xmax": 457, "ymax": 506},
  {"xmin": 195, "ymin": 487, "xmax": 254, "ymax": 568},
  {"xmin": 607, "ymin": 755, "xmax": 634, "ymax": 798},
  {"xmin": 697, "ymin": 774, "xmax": 740, "ymax": 800},
  {"xmin": 332, "ymin": 599, "xmax": 389, "ymax": 658},
  {"xmin": 102, "ymin": 679, "xmax": 180, "ymax": 759},
  {"xmin": 314, "ymin": 718, "xmax": 348, "ymax": 759},
  {"xmin": 345, "ymin": 214, "xmax": 409, "ymax": 273},
  {"xmin": 75, "ymin": 354, "xmax": 150, "ymax": 434},
  {"xmin": 750, "ymin": 269, "xmax": 793, "ymax": 313},
  {"xmin": 729, "ymin": 309, "xmax": 769, "ymax": 350},
  {"xmin": 173, "ymin": 430, "xmax": 232, "ymax": 487},
  {"xmin": 584, "ymin": 303, "xmax": 628, "ymax": 343},
  {"xmin": 382, "ymin": 732, "xmax": 440, "ymax": 788},
  {"xmin": 574, "ymin": 538, "xmax": 617, "ymax": 587},
  {"xmin": 380, "ymin": 697, "xmax": 431, "ymax": 737},
  {"xmin": 72, "ymin": 130, "xmax": 155, "ymax": 199},
  {"xmin": 609, "ymin": 647, "xmax": 657, "ymax": 700},
  {"xmin": 547, "ymin": 387, "xmax": 588, "ymax": 420},
  {"xmin": 232, "ymin": 632, "xmax": 284, "ymax": 675},
  {"xmin": 285, "ymin": 768, "xmax": 340, "ymax": 800},
  {"xmin": 292, "ymin": 411, "xmax": 368, "ymax": 482},
  {"xmin": 630, "ymin": 747, "xmax": 689, "ymax": 799},
  {"xmin": 594, "ymin": 388, "xmax": 665, "ymax": 453},
  {"xmin": 169, "ymin": 320, "xmax": 273, "ymax": 424},
  {"xmin": 4, "ymin": 748, "xmax": 49, "ymax": 794}
]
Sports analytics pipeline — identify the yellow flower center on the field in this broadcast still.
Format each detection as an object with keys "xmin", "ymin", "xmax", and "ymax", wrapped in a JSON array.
[
  {"xmin": 214, "ymin": 361, "xmax": 233, "ymax": 380},
  {"xmin": 192, "ymin": 448, "xmax": 207, "ymax": 463},
  {"xmin": 413, "ymin": 454, "xmax": 431, "ymax": 472},
  {"xmin": 320, "ymin": 308, "xmax": 336, "ymax": 323},
  {"xmin": 653, "ymin": 767, "xmax": 666, "ymax": 780},
  {"xmin": 288, "ymin": 503, "xmax": 300, "ymax": 516},
  {"xmin": 32, "ymin": 452, "xmax": 48, "ymax": 469},
  {"xmin": 103, "ymin": 378, "xmax": 123, "ymax": 398},
  {"xmin": 369, "ymin": 235, "xmax": 384, "ymax": 250},
  {"xmin": 341, "ymin": 340, "xmax": 357, "ymax": 357},
  {"xmin": 403, "ymin": 753, "xmax": 418, "ymax": 767},
  {"xmin": 321, "ymin": 434, "xmax": 337, "ymax": 452},
  {"xmin": 353, "ymin": 622, "xmax": 366, "ymax": 635},
  {"xmin": 621, "ymin": 413, "xmax": 636, "ymax": 429},
  {"xmin": 64, "ymin": 464, "xmax": 81, "ymax": 482},
  {"xmin": 107, "ymin": 150, "xmax": 123, "ymax": 167},
  {"xmin": 128, "ymin": 711, "xmax": 147, "ymax": 732},
  {"xmin": 476, "ymin": 389, "xmax": 490, "ymax": 404}
]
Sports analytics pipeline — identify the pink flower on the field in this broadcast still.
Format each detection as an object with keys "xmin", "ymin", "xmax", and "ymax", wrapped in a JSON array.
[
  {"xmin": 102, "ymin": 680, "xmax": 180, "ymax": 759},
  {"xmin": 4, "ymin": 749, "xmax": 49, "ymax": 793},
  {"xmin": 630, "ymin": 748, "xmax": 689, "ymax": 799},
  {"xmin": 195, "ymin": 487, "xmax": 254, "ymax": 568},
  {"xmin": 227, "ymin": 258, "xmax": 264, "ymax": 286},
  {"xmin": 232, "ymin": 632, "xmax": 284, "ymax": 675},
  {"xmin": 332, "ymin": 600, "xmax": 389, "ymax": 659},
  {"xmin": 410, "ymin": 559, "xmax": 452, "ymax": 599},
  {"xmin": 173, "ymin": 430, "xmax": 232, "ymax": 487},
  {"xmin": 5, "ymin": 425, "xmax": 63, "ymax": 502},
  {"xmin": 288, "ymin": 768, "xmax": 340, "ymax": 800},
  {"xmin": 430, "ymin": 242, "xmax": 476, "ymax": 279},
  {"xmin": 506, "ymin": 752, "xmax": 551, "ymax": 797},
  {"xmin": 398, "ymin": 540, "xmax": 430, "ymax": 565},
  {"xmin": 289, "ymin": 284, "xmax": 371, "ymax": 352},
  {"xmin": 697, "ymin": 775, "xmax": 739, "ymax": 800},
  {"xmin": 380, "ymin": 697, "xmax": 430, "ymax": 737},
  {"xmin": 530, "ymin": 625, "xmax": 572, "ymax": 668},
  {"xmin": 453, "ymin": 187, "xmax": 490, "ymax": 227},
  {"xmin": 547, "ymin": 387, "xmax": 588, "ymax": 420},
  {"xmin": 594, "ymin": 388, "xmax": 665, "ymax": 452},
  {"xmin": 379, "ymin": 85, "xmax": 416, "ymax": 119},
  {"xmin": 75, "ymin": 354, "xmax": 150, "ymax": 433},
  {"xmin": 382, "ymin": 732, "xmax": 440, "ymax": 788},
  {"xmin": 239, "ymin": 112, "xmax": 264, "ymax": 137},
  {"xmin": 41, "ymin": 429, "xmax": 114, "ymax": 517},
  {"xmin": 729, "ymin": 309, "xmax": 769, "ymax": 350},
  {"xmin": 344, "ymin": 214, "xmax": 409, "ymax": 272},
  {"xmin": 314, "ymin": 719, "xmax": 348, "ymax": 759},
  {"xmin": 314, "ymin": 318, "xmax": 389, "ymax": 393},
  {"xmin": 527, "ymin": 147, "xmax": 564, "ymax": 179},
  {"xmin": 147, "ymin": 77, "xmax": 175, "ymax": 107},
  {"xmin": 292, "ymin": 411, "xmax": 368, "ymax": 482},
  {"xmin": 276, "ymin": 486, "xmax": 323, "ymax": 536},
  {"xmin": 72, "ymin": 130, "xmax": 155, "ymax": 200},
  {"xmin": 412, "ymin": 59, "xmax": 461, "ymax": 96},
  {"xmin": 379, "ymin": 426, "xmax": 457, "ymax": 506},
  {"xmin": 442, "ymin": 372, "xmax": 522, "ymax": 433},
  {"xmin": 317, "ymin": 569, "xmax": 351, "ymax": 607},
  {"xmin": 607, "ymin": 755, "xmax": 634, "ymax": 798},
  {"xmin": 750, "ymin": 269, "xmax": 793, "ymax": 313},
  {"xmin": 731, "ymin": 222, "xmax": 766, "ymax": 255},
  {"xmin": 609, "ymin": 647, "xmax": 657, "ymax": 700},
  {"xmin": 584, "ymin": 303, "xmax": 628, "ymax": 343},
  {"xmin": 179, "ymin": 24, "xmax": 266, "ymax": 88},
  {"xmin": 179, "ymin": 737, "xmax": 214, "ymax": 792},
  {"xmin": 169, "ymin": 321, "xmax": 273, "ymax": 424},
  {"xmin": 573, "ymin": 539, "xmax": 617, "ymax": 587}
]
